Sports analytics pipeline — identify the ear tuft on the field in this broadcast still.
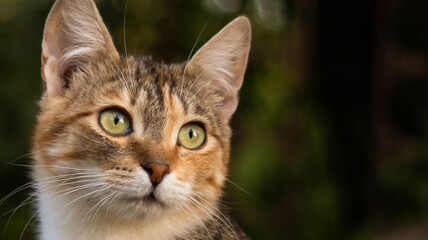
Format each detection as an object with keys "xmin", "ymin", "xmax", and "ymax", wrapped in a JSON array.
[
  {"xmin": 41, "ymin": 0, "xmax": 119, "ymax": 97},
  {"xmin": 187, "ymin": 16, "xmax": 251, "ymax": 123}
]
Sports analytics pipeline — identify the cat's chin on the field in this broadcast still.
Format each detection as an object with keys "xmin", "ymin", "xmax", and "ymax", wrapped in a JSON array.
[
  {"xmin": 119, "ymin": 193, "xmax": 165, "ymax": 209},
  {"xmin": 99, "ymin": 200, "xmax": 160, "ymax": 221},
  {"xmin": 104, "ymin": 192, "xmax": 179, "ymax": 221}
]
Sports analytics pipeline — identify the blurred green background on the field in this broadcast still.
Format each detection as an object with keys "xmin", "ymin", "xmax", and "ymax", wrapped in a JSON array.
[{"xmin": 1, "ymin": 0, "xmax": 428, "ymax": 239}]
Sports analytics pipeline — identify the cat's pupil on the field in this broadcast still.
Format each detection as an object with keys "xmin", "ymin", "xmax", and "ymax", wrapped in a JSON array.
[
  {"xmin": 114, "ymin": 115, "xmax": 120, "ymax": 125},
  {"xmin": 189, "ymin": 128, "xmax": 194, "ymax": 139}
]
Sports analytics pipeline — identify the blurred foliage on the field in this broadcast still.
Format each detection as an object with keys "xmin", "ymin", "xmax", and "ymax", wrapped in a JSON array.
[{"xmin": 0, "ymin": 0, "xmax": 427, "ymax": 239}]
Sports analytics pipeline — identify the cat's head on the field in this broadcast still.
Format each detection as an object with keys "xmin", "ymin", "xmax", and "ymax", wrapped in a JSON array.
[{"xmin": 32, "ymin": 0, "xmax": 250, "ymax": 221}]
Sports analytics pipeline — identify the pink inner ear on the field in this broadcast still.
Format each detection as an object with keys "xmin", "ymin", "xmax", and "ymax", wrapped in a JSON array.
[
  {"xmin": 42, "ymin": 29, "xmax": 62, "ymax": 97},
  {"xmin": 204, "ymin": 46, "xmax": 249, "ymax": 123},
  {"xmin": 229, "ymin": 51, "xmax": 249, "ymax": 89},
  {"xmin": 217, "ymin": 93, "xmax": 239, "ymax": 123},
  {"xmin": 42, "ymin": 56, "xmax": 61, "ymax": 97}
]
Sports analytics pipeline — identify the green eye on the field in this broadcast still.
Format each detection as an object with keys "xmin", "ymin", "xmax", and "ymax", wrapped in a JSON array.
[
  {"xmin": 98, "ymin": 108, "xmax": 132, "ymax": 136},
  {"xmin": 178, "ymin": 123, "xmax": 206, "ymax": 149}
]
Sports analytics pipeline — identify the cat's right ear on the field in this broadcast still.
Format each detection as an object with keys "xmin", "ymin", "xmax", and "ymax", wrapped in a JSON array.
[
  {"xmin": 41, "ymin": 0, "xmax": 119, "ymax": 98},
  {"xmin": 186, "ymin": 16, "xmax": 251, "ymax": 124}
]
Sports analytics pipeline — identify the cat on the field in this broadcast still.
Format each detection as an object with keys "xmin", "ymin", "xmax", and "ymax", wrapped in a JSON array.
[{"xmin": 32, "ymin": 0, "xmax": 251, "ymax": 239}]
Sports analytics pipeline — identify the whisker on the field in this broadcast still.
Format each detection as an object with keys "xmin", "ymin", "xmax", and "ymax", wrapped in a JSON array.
[
  {"xmin": 106, "ymin": 54, "xmax": 130, "ymax": 91},
  {"xmin": 187, "ymin": 196, "xmax": 223, "ymax": 231},
  {"xmin": 19, "ymin": 183, "xmax": 107, "ymax": 240},
  {"xmin": 221, "ymin": 176, "xmax": 254, "ymax": 198},
  {"xmin": 122, "ymin": 0, "xmax": 136, "ymax": 93},
  {"xmin": 59, "ymin": 187, "xmax": 112, "ymax": 220},
  {"xmin": 0, "ymin": 182, "xmax": 34, "ymax": 207},
  {"xmin": 31, "ymin": 164, "xmax": 101, "ymax": 173},
  {"xmin": 183, "ymin": 70, "xmax": 207, "ymax": 101},
  {"xmin": 1, "ymin": 192, "xmax": 36, "ymax": 238},
  {"xmin": 0, "ymin": 148, "xmax": 46, "ymax": 167},
  {"xmin": 190, "ymin": 193, "xmax": 239, "ymax": 239},
  {"xmin": 105, "ymin": 192, "xmax": 120, "ymax": 217},
  {"xmin": 1, "ymin": 152, "xmax": 32, "ymax": 166},
  {"xmin": 0, "ymin": 172, "xmax": 107, "ymax": 210},
  {"xmin": 179, "ymin": 16, "xmax": 212, "ymax": 98},
  {"xmin": 1, "ymin": 173, "xmax": 106, "ymax": 236},
  {"xmin": 132, "ymin": 25, "xmax": 143, "ymax": 56},
  {"xmin": 8, "ymin": 162, "xmax": 64, "ymax": 171},
  {"xmin": 180, "ymin": 201, "xmax": 213, "ymax": 240},
  {"xmin": 187, "ymin": 79, "xmax": 214, "ymax": 104},
  {"xmin": 187, "ymin": 195, "xmax": 234, "ymax": 239},
  {"xmin": 1, "ymin": 195, "xmax": 35, "ymax": 219},
  {"xmin": 87, "ymin": 191, "xmax": 116, "ymax": 222}
]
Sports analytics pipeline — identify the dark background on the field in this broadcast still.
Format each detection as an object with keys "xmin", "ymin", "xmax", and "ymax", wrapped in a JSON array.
[{"xmin": 1, "ymin": 0, "xmax": 428, "ymax": 239}]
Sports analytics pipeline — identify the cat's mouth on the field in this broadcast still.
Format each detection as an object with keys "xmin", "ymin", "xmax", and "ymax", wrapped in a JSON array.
[
  {"xmin": 146, "ymin": 190, "xmax": 168, "ymax": 207},
  {"xmin": 119, "ymin": 191, "xmax": 165, "ymax": 207},
  {"xmin": 145, "ymin": 192, "xmax": 159, "ymax": 203}
]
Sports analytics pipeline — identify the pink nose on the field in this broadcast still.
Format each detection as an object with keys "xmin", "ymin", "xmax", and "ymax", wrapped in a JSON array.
[{"xmin": 142, "ymin": 163, "xmax": 170, "ymax": 186}]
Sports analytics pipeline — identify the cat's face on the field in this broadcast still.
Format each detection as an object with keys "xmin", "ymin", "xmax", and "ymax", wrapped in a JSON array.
[{"xmin": 33, "ymin": 0, "xmax": 250, "ymax": 221}]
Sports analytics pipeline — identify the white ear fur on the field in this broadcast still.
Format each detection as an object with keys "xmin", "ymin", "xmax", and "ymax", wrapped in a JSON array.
[
  {"xmin": 187, "ymin": 16, "xmax": 251, "ymax": 123},
  {"xmin": 41, "ymin": 0, "xmax": 119, "ymax": 97}
]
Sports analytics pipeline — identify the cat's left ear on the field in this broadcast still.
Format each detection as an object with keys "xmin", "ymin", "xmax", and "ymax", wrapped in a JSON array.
[
  {"xmin": 187, "ymin": 16, "xmax": 251, "ymax": 123},
  {"xmin": 41, "ymin": 0, "xmax": 119, "ymax": 98}
]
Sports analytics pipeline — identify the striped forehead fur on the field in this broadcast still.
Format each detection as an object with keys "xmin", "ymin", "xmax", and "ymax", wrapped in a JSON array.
[{"xmin": 55, "ymin": 55, "xmax": 222, "ymax": 141}]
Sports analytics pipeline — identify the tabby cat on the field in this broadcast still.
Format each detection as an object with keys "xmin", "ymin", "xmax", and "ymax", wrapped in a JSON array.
[{"xmin": 33, "ymin": 0, "xmax": 251, "ymax": 239}]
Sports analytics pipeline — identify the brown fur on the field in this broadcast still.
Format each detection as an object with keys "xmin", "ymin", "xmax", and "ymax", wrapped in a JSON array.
[{"xmin": 33, "ymin": 0, "xmax": 250, "ymax": 239}]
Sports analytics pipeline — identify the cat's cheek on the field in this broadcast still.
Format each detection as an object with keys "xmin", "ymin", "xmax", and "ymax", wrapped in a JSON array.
[{"xmin": 154, "ymin": 173, "xmax": 192, "ymax": 207}]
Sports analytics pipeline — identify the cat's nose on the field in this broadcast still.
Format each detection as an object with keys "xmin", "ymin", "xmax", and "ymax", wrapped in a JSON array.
[{"xmin": 142, "ymin": 162, "xmax": 170, "ymax": 186}]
